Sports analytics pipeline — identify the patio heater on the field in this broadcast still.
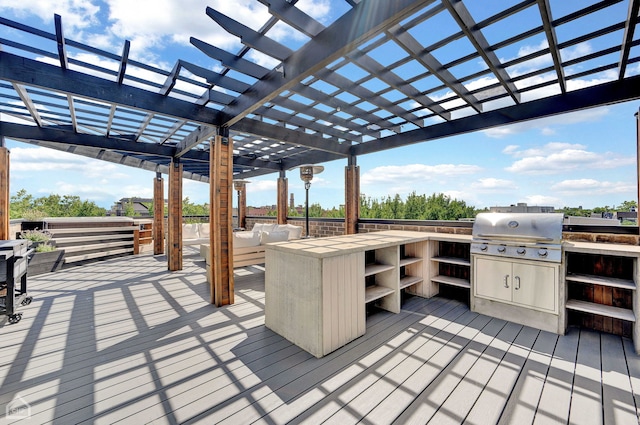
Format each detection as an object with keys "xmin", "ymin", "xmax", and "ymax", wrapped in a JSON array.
[
  {"xmin": 298, "ymin": 164, "xmax": 324, "ymax": 238},
  {"xmin": 233, "ymin": 180, "xmax": 250, "ymax": 230}
]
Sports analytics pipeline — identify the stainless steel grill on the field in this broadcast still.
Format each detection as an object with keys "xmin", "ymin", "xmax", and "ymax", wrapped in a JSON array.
[{"xmin": 470, "ymin": 213, "xmax": 564, "ymax": 263}]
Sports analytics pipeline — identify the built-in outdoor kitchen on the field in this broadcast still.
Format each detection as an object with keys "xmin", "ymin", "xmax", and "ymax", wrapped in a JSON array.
[
  {"xmin": 265, "ymin": 214, "xmax": 640, "ymax": 358},
  {"xmin": 470, "ymin": 213, "xmax": 565, "ymax": 335}
]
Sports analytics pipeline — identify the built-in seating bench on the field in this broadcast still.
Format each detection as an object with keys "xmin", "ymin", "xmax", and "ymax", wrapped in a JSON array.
[{"xmin": 198, "ymin": 222, "xmax": 303, "ymax": 280}]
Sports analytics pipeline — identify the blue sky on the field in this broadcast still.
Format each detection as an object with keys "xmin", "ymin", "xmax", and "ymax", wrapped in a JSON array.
[{"xmin": 1, "ymin": 0, "xmax": 639, "ymax": 211}]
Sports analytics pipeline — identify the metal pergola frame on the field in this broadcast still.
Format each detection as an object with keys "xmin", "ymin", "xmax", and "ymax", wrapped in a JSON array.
[{"xmin": 1, "ymin": 0, "xmax": 639, "ymax": 181}]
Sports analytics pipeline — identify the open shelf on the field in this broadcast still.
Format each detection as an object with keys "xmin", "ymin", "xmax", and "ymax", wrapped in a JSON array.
[
  {"xmin": 566, "ymin": 299, "xmax": 635, "ymax": 322},
  {"xmin": 400, "ymin": 275, "xmax": 423, "ymax": 289},
  {"xmin": 431, "ymin": 275, "xmax": 471, "ymax": 289},
  {"xmin": 431, "ymin": 256, "xmax": 470, "ymax": 267},
  {"xmin": 365, "ymin": 285, "xmax": 396, "ymax": 303},
  {"xmin": 364, "ymin": 263, "xmax": 395, "ymax": 277},
  {"xmin": 565, "ymin": 273, "xmax": 635, "ymax": 290},
  {"xmin": 399, "ymin": 257, "xmax": 422, "ymax": 267}
]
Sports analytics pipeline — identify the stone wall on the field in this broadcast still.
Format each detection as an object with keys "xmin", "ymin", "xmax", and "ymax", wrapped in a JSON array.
[
  {"xmin": 358, "ymin": 221, "xmax": 472, "ymax": 235},
  {"xmin": 242, "ymin": 216, "xmax": 640, "ymax": 245},
  {"xmin": 562, "ymin": 232, "xmax": 640, "ymax": 245}
]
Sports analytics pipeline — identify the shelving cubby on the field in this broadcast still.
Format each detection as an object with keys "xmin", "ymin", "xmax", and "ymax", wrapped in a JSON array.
[
  {"xmin": 565, "ymin": 251, "xmax": 637, "ymax": 338},
  {"xmin": 430, "ymin": 240, "xmax": 471, "ymax": 302},
  {"xmin": 399, "ymin": 241, "xmax": 428, "ymax": 299},
  {"xmin": 364, "ymin": 246, "xmax": 400, "ymax": 313}
]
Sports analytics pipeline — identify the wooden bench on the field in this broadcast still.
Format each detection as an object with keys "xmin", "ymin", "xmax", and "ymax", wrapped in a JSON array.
[
  {"xmin": 49, "ymin": 226, "xmax": 138, "ymax": 263},
  {"xmin": 199, "ymin": 244, "xmax": 266, "ymax": 277}
]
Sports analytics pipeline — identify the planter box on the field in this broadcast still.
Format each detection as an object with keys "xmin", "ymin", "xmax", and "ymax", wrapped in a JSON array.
[{"xmin": 28, "ymin": 250, "xmax": 65, "ymax": 276}]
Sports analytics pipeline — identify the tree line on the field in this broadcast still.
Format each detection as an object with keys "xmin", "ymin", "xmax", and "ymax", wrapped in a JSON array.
[
  {"xmin": 10, "ymin": 189, "xmax": 106, "ymax": 219},
  {"xmin": 9, "ymin": 188, "xmax": 639, "ymax": 222}
]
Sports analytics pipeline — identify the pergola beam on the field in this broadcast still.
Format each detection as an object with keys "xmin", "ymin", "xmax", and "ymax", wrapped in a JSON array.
[
  {"xmin": 231, "ymin": 117, "xmax": 351, "ymax": 156},
  {"xmin": 348, "ymin": 49, "xmax": 451, "ymax": 121},
  {"xmin": 67, "ymin": 95, "xmax": 78, "ymax": 132},
  {"xmin": 354, "ymin": 74, "xmax": 640, "ymax": 156},
  {"xmin": 217, "ymin": 0, "xmax": 438, "ymax": 127},
  {"xmin": 257, "ymin": 0, "xmax": 325, "ymax": 37},
  {"xmin": 12, "ymin": 83, "xmax": 43, "ymax": 127},
  {"xmin": 388, "ymin": 25, "xmax": 483, "ymax": 113},
  {"xmin": 537, "ymin": 0, "xmax": 566, "ymax": 93},
  {"xmin": 619, "ymin": 0, "xmax": 640, "ymax": 79},
  {"xmin": 174, "ymin": 125, "xmax": 217, "ymax": 158},
  {"xmin": 0, "ymin": 52, "xmax": 223, "ymax": 127},
  {"xmin": 54, "ymin": 14, "xmax": 68, "ymax": 70},
  {"xmin": 117, "ymin": 40, "xmax": 130, "ymax": 85},
  {"xmin": 206, "ymin": 7, "xmax": 293, "ymax": 62},
  {"xmin": 191, "ymin": 38, "xmax": 270, "ymax": 79},
  {"xmin": 1, "ymin": 122, "xmax": 176, "ymax": 156},
  {"xmin": 442, "ymin": 0, "xmax": 521, "ymax": 104}
]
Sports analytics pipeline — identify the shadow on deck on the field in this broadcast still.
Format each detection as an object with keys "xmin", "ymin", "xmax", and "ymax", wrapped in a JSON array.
[{"xmin": 1, "ymin": 248, "xmax": 639, "ymax": 424}]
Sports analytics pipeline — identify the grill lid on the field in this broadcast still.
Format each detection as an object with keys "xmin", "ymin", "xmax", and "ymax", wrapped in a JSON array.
[{"xmin": 472, "ymin": 213, "xmax": 564, "ymax": 245}]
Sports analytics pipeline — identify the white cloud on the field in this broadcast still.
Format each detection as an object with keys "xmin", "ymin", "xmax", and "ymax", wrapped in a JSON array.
[
  {"xmin": 504, "ymin": 142, "xmax": 587, "ymax": 159},
  {"xmin": 504, "ymin": 142, "xmax": 635, "ymax": 174},
  {"xmin": 247, "ymin": 180, "xmax": 277, "ymax": 193},
  {"xmin": 551, "ymin": 179, "xmax": 635, "ymax": 195},
  {"xmin": 470, "ymin": 178, "xmax": 518, "ymax": 192},
  {"xmin": 483, "ymin": 107, "xmax": 610, "ymax": 138},
  {"xmin": 361, "ymin": 163, "xmax": 482, "ymax": 185},
  {"xmin": 522, "ymin": 194, "xmax": 562, "ymax": 206},
  {"xmin": 2, "ymin": 0, "xmax": 332, "ymax": 69},
  {"xmin": 11, "ymin": 146, "xmax": 107, "ymax": 171},
  {"xmin": 0, "ymin": 0, "xmax": 100, "ymax": 36}
]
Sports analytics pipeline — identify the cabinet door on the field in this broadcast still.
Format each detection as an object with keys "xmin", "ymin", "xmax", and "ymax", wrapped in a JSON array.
[
  {"xmin": 511, "ymin": 262, "xmax": 557, "ymax": 312},
  {"xmin": 474, "ymin": 257, "xmax": 512, "ymax": 302}
]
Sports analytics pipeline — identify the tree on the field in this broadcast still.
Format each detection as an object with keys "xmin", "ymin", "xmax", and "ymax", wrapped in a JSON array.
[
  {"xmin": 182, "ymin": 197, "xmax": 209, "ymax": 217},
  {"xmin": 405, "ymin": 191, "xmax": 427, "ymax": 219},
  {"xmin": 308, "ymin": 202, "xmax": 324, "ymax": 217},
  {"xmin": 123, "ymin": 199, "xmax": 137, "ymax": 217},
  {"xmin": 617, "ymin": 200, "xmax": 638, "ymax": 211},
  {"xmin": 10, "ymin": 189, "xmax": 106, "ymax": 218},
  {"xmin": 10, "ymin": 189, "xmax": 35, "ymax": 219}
]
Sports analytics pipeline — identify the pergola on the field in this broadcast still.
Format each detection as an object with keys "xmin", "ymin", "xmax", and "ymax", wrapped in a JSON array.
[{"xmin": 1, "ymin": 0, "xmax": 639, "ymax": 306}]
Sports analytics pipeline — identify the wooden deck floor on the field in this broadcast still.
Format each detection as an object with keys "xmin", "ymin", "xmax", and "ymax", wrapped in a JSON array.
[{"xmin": 2, "ymin": 248, "xmax": 640, "ymax": 424}]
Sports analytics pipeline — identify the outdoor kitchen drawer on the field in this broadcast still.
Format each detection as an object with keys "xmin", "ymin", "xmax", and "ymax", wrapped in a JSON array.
[{"xmin": 473, "ymin": 256, "xmax": 559, "ymax": 313}]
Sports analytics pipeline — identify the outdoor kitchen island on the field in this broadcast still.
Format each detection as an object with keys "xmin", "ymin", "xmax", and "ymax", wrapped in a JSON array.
[
  {"xmin": 265, "ymin": 227, "xmax": 640, "ymax": 357},
  {"xmin": 264, "ymin": 230, "xmax": 471, "ymax": 358}
]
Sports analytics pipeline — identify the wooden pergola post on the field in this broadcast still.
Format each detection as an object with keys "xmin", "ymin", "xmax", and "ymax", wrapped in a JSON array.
[
  {"xmin": 209, "ymin": 131, "xmax": 234, "ymax": 306},
  {"xmin": 345, "ymin": 155, "xmax": 360, "ymax": 235},
  {"xmin": 0, "ymin": 138, "xmax": 9, "ymax": 240},
  {"xmin": 167, "ymin": 159, "xmax": 183, "ymax": 271},
  {"xmin": 153, "ymin": 172, "xmax": 164, "ymax": 255},
  {"xmin": 277, "ymin": 170, "xmax": 288, "ymax": 224}
]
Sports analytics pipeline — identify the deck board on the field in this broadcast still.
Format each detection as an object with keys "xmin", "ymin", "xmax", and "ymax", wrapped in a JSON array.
[
  {"xmin": 498, "ymin": 330, "xmax": 558, "ymax": 425},
  {"xmin": 533, "ymin": 327, "xmax": 579, "ymax": 425},
  {"xmin": 1, "ymin": 249, "xmax": 639, "ymax": 424},
  {"xmin": 568, "ymin": 330, "xmax": 603, "ymax": 425}
]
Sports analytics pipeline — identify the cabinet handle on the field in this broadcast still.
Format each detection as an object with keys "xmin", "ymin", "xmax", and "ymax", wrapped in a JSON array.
[
  {"xmin": 503, "ymin": 275, "xmax": 509, "ymax": 288},
  {"xmin": 515, "ymin": 276, "xmax": 520, "ymax": 290}
]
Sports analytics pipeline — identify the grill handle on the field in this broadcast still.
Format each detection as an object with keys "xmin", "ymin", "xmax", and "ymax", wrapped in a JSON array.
[
  {"xmin": 476, "ymin": 233, "xmax": 554, "ymax": 242},
  {"xmin": 503, "ymin": 275, "xmax": 509, "ymax": 288}
]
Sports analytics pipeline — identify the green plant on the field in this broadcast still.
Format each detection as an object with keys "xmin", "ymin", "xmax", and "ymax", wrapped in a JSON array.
[
  {"xmin": 19, "ymin": 228, "xmax": 56, "ymax": 251},
  {"xmin": 22, "ymin": 209, "xmax": 47, "ymax": 221},
  {"xmin": 20, "ymin": 228, "xmax": 52, "ymax": 243},
  {"xmin": 35, "ymin": 244, "xmax": 56, "ymax": 252}
]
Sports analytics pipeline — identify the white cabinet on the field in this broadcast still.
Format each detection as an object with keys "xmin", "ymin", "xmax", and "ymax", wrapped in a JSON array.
[{"xmin": 474, "ymin": 256, "xmax": 558, "ymax": 313}]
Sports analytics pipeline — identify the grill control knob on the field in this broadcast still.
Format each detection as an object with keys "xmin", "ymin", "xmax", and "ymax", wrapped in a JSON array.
[
  {"xmin": 538, "ymin": 249, "xmax": 548, "ymax": 257},
  {"xmin": 497, "ymin": 246, "xmax": 506, "ymax": 253},
  {"xmin": 480, "ymin": 244, "xmax": 488, "ymax": 251},
  {"xmin": 517, "ymin": 248, "xmax": 526, "ymax": 255}
]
